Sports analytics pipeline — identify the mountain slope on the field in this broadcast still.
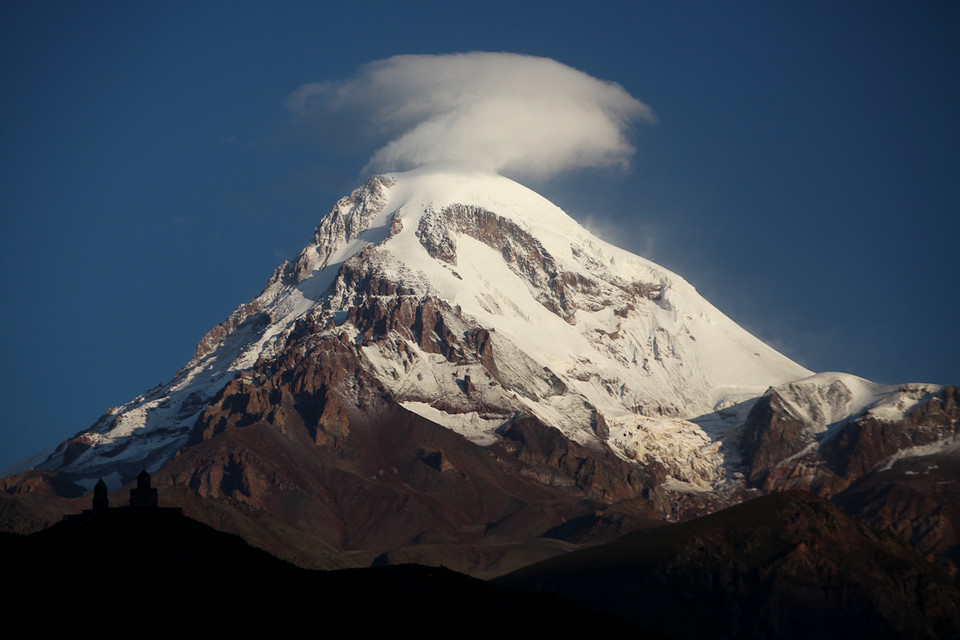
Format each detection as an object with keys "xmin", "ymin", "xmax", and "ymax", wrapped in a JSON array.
[
  {"xmin": 498, "ymin": 491, "xmax": 960, "ymax": 639},
  {"xmin": 4, "ymin": 166, "xmax": 956, "ymax": 575},
  {"xmin": 3, "ymin": 507, "xmax": 655, "ymax": 636}
]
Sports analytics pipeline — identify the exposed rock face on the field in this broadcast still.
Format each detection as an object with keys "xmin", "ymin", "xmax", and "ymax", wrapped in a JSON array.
[
  {"xmin": 191, "ymin": 330, "xmax": 372, "ymax": 449},
  {"xmin": 416, "ymin": 203, "xmax": 662, "ymax": 324},
  {"xmin": 824, "ymin": 386, "xmax": 960, "ymax": 479},
  {"xmin": 144, "ymin": 306, "xmax": 667, "ymax": 571},
  {"xmin": 193, "ymin": 176, "xmax": 395, "ymax": 362},
  {"xmin": 497, "ymin": 415, "xmax": 654, "ymax": 502},
  {"xmin": 741, "ymin": 379, "xmax": 960, "ymax": 573},
  {"xmin": 744, "ymin": 384, "xmax": 960, "ymax": 495},
  {"xmin": 193, "ymin": 301, "xmax": 267, "ymax": 361},
  {"xmin": 291, "ymin": 174, "xmax": 395, "ymax": 283},
  {"xmin": 741, "ymin": 377, "xmax": 855, "ymax": 485}
]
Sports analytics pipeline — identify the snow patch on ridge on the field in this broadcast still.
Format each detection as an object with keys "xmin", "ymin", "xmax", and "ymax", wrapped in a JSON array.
[
  {"xmin": 400, "ymin": 402, "xmax": 504, "ymax": 446},
  {"xmin": 763, "ymin": 372, "xmax": 941, "ymax": 443},
  {"xmin": 876, "ymin": 437, "xmax": 960, "ymax": 472}
]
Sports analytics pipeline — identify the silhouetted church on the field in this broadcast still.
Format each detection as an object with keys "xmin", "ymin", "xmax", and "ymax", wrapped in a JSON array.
[
  {"xmin": 93, "ymin": 478, "xmax": 109, "ymax": 511},
  {"xmin": 64, "ymin": 470, "xmax": 179, "ymax": 522},
  {"xmin": 129, "ymin": 469, "xmax": 158, "ymax": 508}
]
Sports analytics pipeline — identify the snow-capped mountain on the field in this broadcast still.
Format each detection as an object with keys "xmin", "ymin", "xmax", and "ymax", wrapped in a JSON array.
[
  {"xmin": 5, "ymin": 166, "xmax": 957, "ymax": 575},
  {"xmin": 16, "ymin": 167, "xmax": 806, "ymax": 484}
]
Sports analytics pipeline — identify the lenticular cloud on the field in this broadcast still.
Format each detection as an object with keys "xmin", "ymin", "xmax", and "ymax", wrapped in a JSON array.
[{"xmin": 287, "ymin": 52, "xmax": 654, "ymax": 180}]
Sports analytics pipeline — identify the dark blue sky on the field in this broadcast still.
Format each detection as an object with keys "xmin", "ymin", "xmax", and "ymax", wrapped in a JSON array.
[{"xmin": 2, "ymin": 1, "xmax": 958, "ymax": 468}]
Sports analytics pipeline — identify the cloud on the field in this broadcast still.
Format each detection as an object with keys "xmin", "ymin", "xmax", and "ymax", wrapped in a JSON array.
[{"xmin": 287, "ymin": 52, "xmax": 654, "ymax": 180}]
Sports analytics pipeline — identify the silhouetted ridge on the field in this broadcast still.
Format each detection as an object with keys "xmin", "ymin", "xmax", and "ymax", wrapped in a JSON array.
[{"xmin": 4, "ymin": 507, "xmax": 660, "ymax": 637}]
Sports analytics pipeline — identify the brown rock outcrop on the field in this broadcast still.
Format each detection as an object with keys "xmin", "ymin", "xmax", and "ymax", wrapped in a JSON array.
[{"xmin": 741, "ymin": 383, "xmax": 960, "ymax": 574}]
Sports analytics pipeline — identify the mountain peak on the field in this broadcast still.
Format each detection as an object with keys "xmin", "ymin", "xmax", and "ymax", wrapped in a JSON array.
[{"xmin": 17, "ymin": 170, "xmax": 811, "ymax": 487}]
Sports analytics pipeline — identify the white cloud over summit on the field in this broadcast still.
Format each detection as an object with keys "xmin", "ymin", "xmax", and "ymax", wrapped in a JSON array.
[{"xmin": 287, "ymin": 52, "xmax": 654, "ymax": 180}]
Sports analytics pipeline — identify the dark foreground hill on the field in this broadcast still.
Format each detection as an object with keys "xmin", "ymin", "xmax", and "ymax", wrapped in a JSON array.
[
  {"xmin": 1, "ymin": 506, "xmax": 653, "ymax": 638},
  {"xmin": 498, "ymin": 491, "xmax": 960, "ymax": 640},
  {"xmin": 5, "ymin": 492, "xmax": 958, "ymax": 639}
]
